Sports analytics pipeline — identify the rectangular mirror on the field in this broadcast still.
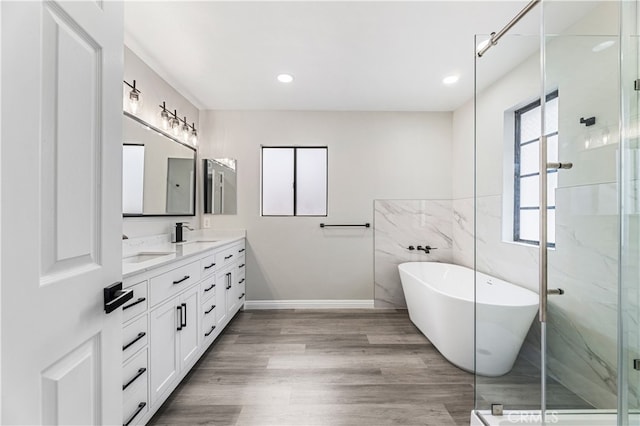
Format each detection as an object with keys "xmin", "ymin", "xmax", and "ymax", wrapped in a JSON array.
[
  {"xmin": 122, "ymin": 112, "xmax": 196, "ymax": 216},
  {"xmin": 203, "ymin": 158, "xmax": 237, "ymax": 215}
]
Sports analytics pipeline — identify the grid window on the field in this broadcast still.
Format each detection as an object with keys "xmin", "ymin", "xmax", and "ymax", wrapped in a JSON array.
[
  {"xmin": 514, "ymin": 91, "xmax": 558, "ymax": 246},
  {"xmin": 261, "ymin": 147, "xmax": 327, "ymax": 216}
]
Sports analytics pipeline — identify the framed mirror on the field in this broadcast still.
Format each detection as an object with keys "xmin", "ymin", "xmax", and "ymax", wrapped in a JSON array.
[
  {"xmin": 122, "ymin": 112, "xmax": 196, "ymax": 216},
  {"xmin": 203, "ymin": 158, "xmax": 237, "ymax": 215}
]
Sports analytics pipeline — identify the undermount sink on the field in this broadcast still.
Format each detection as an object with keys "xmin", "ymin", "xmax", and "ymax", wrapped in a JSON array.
[
  {"xmin": 123, "ymin": 252, "xmax": 174, "ymax": 264},
  {"xmin": 179, "ymin": 239, "xmax": 219, "ymax": 245}
]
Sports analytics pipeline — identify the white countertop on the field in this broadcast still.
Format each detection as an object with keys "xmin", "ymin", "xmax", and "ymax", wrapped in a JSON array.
[{"xmin": 122, "ymin": 229, "xmax": 246, "ymax": 278}]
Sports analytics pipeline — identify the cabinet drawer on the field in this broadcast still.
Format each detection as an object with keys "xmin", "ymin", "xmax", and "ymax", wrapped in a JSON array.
[
  {"xmin": 149, "ymin": 260, "xmax": 200, "ymax": 306},
  {"xmin": 123, "ymin": 315, "xmax": 147, "ymax": 362},
  {"xmin": 123, "ymin": 348, "xmax": 148, "ymax": 406},
  {"xmin": 217, "ymin": 245, "xmax": 238, "ymax": 268},
  {"xmin": 200, "ymin": 253, "xmax": 217, "ymax": 278},
  {"xmin": 123, "ymin": 374, "xmax": 148, "ymax": 426},
  {"xmin": 123, "ymin": 281, "xmax": 148, "ymax": 324},
  {"xmin": 200, "ymin": 276, "xmax": 216, "ymax": 304}
]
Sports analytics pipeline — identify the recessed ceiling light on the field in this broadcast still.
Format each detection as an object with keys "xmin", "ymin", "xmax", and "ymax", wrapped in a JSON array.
[
  {"xmin": 442, "ymin": 75, "xmax": 460, "ymax": 85},
  {"xmin": 592, "ymin": 40, "xmax": 615, "ymax": 53},
  {"xmin": 277, "ymin": 74, "xmax": 294, "ymax": 83}
]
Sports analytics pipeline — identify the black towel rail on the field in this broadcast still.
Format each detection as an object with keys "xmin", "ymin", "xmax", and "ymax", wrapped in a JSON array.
[{"xmin": 320, "ymin": 223, "xmax": 370, "ymax": 228}]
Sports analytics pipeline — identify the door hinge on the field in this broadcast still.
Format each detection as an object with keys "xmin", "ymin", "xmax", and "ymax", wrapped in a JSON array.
[
  {"xmin": 634, "ymin": 359, "xmax": 640, "ymax": 370},
  {"xmin": 634, "ymin": 79, "xmax": 640, "ymax": 91}
]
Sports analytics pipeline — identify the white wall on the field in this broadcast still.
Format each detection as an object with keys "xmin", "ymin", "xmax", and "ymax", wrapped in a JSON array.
[
  {"xmin": 123, "ymin": 47, "xmax": 200, "ymax": 237},
  {"xmin": 200, "ymin": 110, "xmax": 452, "ymax": 301}
]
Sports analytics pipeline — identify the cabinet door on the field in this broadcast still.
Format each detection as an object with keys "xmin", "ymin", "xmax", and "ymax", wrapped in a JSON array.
[
  {"xmin": 178, "ymin": 286, "xmax": 200, "ymax": 370},
  {"xmin": 150, "ymin": 299, "xmax": 179, "ymax": 405},
  {"xmin": 215, "ymin": 269, "xmax": 228, "ymax": 327},
  {"xmin": 226, "ymin": 267, "xmax": 239, "ymax": 316}
]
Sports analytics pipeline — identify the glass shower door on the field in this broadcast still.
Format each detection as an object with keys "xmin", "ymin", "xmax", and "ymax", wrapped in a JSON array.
[{"xmin": 542, "ymin": 0, "xmax": 621, "ymax": 417}]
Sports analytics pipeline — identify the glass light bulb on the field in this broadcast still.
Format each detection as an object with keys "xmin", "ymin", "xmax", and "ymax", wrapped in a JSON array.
[
  {"xmin": 182, "ymin": 122, "xmax": 190, "ymax": 140},
  {"xmin": 160, "ymin": 110, "xmax": 170, "ymax": 130},
  {"xmin": 129, "ymin": 89, "xmax": 141, "ymax": 114},
  {"xmin": 191, "ymin": 129, "xmax": 198, "ymax": 146},
  {"xmin": 169, "ymin": 117, "xmax": 180, "ymax": 135}
]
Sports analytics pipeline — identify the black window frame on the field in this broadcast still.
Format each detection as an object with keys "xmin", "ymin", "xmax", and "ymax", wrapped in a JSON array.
[
  {"xmin": 513, "ymin": 90, "xmax": 558, "ymax": 247},
  {"xmin": 261, "ymin": 146, "xmax": 328, "ymax": 217}
]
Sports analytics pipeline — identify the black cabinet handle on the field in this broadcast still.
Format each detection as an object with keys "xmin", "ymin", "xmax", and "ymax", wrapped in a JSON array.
[
  {"xmin": 181, "ymin": 303, "xmax": 187, "ymax": 328},
  {"xmin": 238, "ymin": 293, "xmax": 245, "ymax": 300},
  {"xmin": 224, "ymin": 254, "xmax": 233, "ymax": 260},
  {"xmin": 239, "ymin": 263, "xmax": 245, "ymax": 268},
  {"xmin": 204, "ymin": 262, "xmax": 216, "ymax": 270},
  {"xmin": 122, "ymin": 297, "xmax": 146, "ymax": 311},
  {"xmin": 239, "ymin": 278, "xmax": 245, "ymax": 284},
  {"xmin": 123, "ymin": 367, "xmax": 147, "ymax": 391},
  {"xmin": 176, "ymin": 306, "xmax": 183, "ymax": 331},
  {"xmin": 239, "ymin": 248, "xmax": 245, "ymax": 253},
  {"xmin": 123, "ymin": 402, "xmax": 146, "ymax": 426},
  {"xmin": 104, "ymin": 282, "xmax": 133, "ymax": 314},
  {"xmin": 123, "ymin": 332, "xmax": 146, "ymax": 351},
  {"xmin": 172, "ymin": 275, "xmax": 190, "ymax": 285},
  {"xmin": 205, "ymin": 304, "xmax": 215, "ymax": 314},
  {"xmin": 204, "ymin": 325, "xmax": 216, "ymax": 337},
  {"xmin": 204, "ymin": 283, "xmax": 215, "ymax": 292},
  {"xmin": 226, "ymin": 272, "xmax": 232, "ymax": 290}
]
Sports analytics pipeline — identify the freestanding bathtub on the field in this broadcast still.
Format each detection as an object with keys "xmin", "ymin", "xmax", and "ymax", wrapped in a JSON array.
[{"xmin": 398, "ymin": 262, "xmax": 538, "ymax": 376}]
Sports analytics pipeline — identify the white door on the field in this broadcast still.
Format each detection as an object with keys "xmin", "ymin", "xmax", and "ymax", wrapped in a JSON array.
[
  {"xmin": 215, "ymin": 269, "xmax": 228, "ymax": 326},
  {"xmin": 1, "ymin": 1, "xmax": 123, "ymax": 424}
]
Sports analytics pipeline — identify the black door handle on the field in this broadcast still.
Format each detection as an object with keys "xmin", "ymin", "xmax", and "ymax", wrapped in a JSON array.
[
  {"xmin": 181, "ymin": 303, "xmax": 187, "ymax": 327},
  {"xmin": 176, "ymin": 306, "xmax": 183, "ymax": 331},
  {"xmin": 104, "ymin": 282, "xmax": 133, "ymax": 314}
]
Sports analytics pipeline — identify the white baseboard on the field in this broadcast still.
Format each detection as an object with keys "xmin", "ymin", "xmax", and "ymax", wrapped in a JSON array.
[{"xmin": 243, "ymin": 299, "xmax": 375, "ymax": 310}]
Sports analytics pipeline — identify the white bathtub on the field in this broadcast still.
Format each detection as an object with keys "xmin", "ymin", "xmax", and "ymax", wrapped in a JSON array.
[{"xmin": 398, "ymin": 262, "xmax": 538, "ymax": 376}]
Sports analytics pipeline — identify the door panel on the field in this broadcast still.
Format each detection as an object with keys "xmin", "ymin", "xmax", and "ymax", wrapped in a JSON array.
[
  {"xmin": 179, "ymin": 286, "xmax": 200, "ymax": 369},
  {"xmin": 150, "ymin": 299, "xmax": 179, "ymax": 405},
  {"xmin": 1, "ymin": 1, "xmax": 123, "ymax": 424}
]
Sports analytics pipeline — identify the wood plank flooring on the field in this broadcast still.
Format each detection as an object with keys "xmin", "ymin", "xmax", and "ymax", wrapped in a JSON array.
[{"xmin": 147, "ymin": 309, "xmax": 590, "ymax": 426}]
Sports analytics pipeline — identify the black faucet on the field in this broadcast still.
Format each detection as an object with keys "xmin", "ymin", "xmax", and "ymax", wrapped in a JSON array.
[
  {"xmin": 416, "ymin": 245, "xmax": 437, "ymax": 254},
  {"xmin": 174, "ymin": 222, "xmax": 194, "ymax": 243}
]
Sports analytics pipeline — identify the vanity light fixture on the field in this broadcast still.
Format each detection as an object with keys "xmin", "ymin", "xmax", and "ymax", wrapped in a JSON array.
[
  {"xmin": 124, "ymin": 79, "xmax": 142, "ymax": 114},
  {"xmin": 157, "ymin": 102, "xmax": 198, "ymax": 145}
]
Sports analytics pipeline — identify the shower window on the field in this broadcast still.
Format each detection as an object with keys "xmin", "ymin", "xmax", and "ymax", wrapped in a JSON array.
[
  {"xmin": 261, "ymin": 146, "xmax": 328, "ymax": 216},
  {"xmin": 513, "ymin": 90, "xmax": 558, "ymax": 246}
]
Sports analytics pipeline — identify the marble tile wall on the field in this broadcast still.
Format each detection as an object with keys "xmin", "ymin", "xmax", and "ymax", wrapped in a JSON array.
[{"xmin": 373, "ymin": 200, "xmax": 453, "ymax": 308}]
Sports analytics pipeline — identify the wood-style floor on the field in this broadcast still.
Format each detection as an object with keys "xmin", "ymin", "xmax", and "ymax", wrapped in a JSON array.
[
  {"xmin": 147, "ymin": 309, "xmax": 590, "ymax": 426},
  {"xmin": 148, "ymin": 309, "xmax": 473, "ymax": 425}
]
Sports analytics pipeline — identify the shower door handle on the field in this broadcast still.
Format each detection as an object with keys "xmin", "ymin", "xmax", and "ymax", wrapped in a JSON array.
[{"xmin": 547, "ymin": 288, "xmax": 564, "ymax": 295}]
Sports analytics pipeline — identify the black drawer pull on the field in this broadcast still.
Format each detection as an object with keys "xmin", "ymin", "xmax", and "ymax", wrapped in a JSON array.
[
  {"xmin": 239, "ymin": 248, "xmax": 245, "ymax": 253},
  {"xmin": 204, "ymin": 325, "xmax": 216, "ymax": 337},
  {"xmin": 204, "ymin": 283, "xmax": 215, "ymax": 292},
  {"xmin": 123, "ymin": 402, "xmax": 146, "ymax": 426},
  {"xmin": 238, "ymin": 293, "xmax": 245, "ymax": 300},
  {"xmin": 123, "ymin": 367, "xmax": 147, "ymax": 391},
  {"xmin": 239, "ymin": 278, "xmax": 245, "ymax": 284},
  {"xmin": 239, "ymin": 263, "xmax": 245, "ymax": 268},
  {"xmin": 224, "ymin": 254, "xmax": 233, "ymax": 260},
  {"xmin": 204, "ymin": 262, "xmax": 216, "ymax": 270},
  {"xmin": 123, "ymin": 297, "xmax": 146, "ymax": 311},
  {"xmin": 123, "ymin": 332, "xmax": 146, "ymax": 351},
  {"xmin": 173, "ymin": 275, "xmax": 190, "ymax": 285},
  {"xmin": 205, "ymin": 304, "xmax": 216, "ymax": 314}
]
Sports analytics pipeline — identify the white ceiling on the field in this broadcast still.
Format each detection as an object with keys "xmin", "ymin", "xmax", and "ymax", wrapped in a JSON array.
[{"xmin": 124, "ymin": 1, "xmax": 597, "ymax": 112}]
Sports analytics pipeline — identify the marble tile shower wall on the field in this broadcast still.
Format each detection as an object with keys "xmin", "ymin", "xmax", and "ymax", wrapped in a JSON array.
[
  {"xmin": 453, "ymin": 184, "xmax": 623, "ymax": 409},
  {"xmin": 373, "ymin": 200, "xmax": 453, "ymax": 308}
]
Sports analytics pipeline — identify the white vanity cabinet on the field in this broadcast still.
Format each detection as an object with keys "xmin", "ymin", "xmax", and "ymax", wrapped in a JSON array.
[{"xmin": 121, "ymin": 237, "xmax": 246, "ymax": 425}]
